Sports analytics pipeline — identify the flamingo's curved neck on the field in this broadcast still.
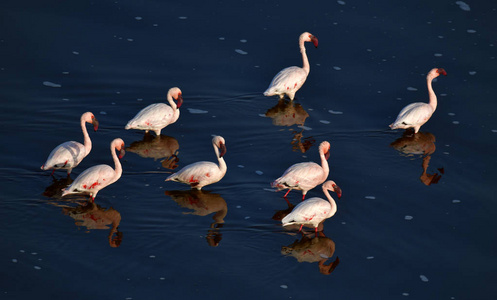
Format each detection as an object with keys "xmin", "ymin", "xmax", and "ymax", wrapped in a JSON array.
[
  {"xmin": 214, "ymin": 144, "xmax": 227, "ymax": 175},
  {"xmin": 110, "ymin": 143, "xmax": 123, "ymax": 183},
  {"xmin": 167, "ymin": 93, "xmax": 178, "ymax": 111},
  {"xmin": 81, "ymin": 118, "xmax": 92, "ymax": 155},
  {"xmin": 322, "ymin": 188, "xmax": 337, "ymax": 217},
  {"xmin": 427, "ymin": 75, "xmax": 437, "ymax": 112},
  {"xmin": 300, "ymin": 38, "xmax": 310, "ymax": 75},
  {"xmin": 320, "ymin": 150, "xmax": 330, "ymax": 179}
]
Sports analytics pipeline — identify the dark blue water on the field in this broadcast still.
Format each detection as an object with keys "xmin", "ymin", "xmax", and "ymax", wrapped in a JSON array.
[{"xmin": 2, "ymin": 0, "xmax": 497, "ymax": 299}]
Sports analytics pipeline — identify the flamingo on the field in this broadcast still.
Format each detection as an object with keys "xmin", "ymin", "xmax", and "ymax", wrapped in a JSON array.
[
  {"xmin": 272, "ymin": 141, "xmax": 339, "ymax": 200},
  {"xmin": 165, "ymin": 136, "xmax": 227, "ymax": 190},
  {"xmin": 263, "ymin": 32, "xmax": 319, "ymax": 101},
  {"xmin": 390, "ymin": 68, "xmax": 447, "ymax": 133},
  {"xmin": 41, "ymin": 112, "xmax": 99, "ymax": 175},
  {"xmin": 282, "ymin": 180, "xmax": 341, "ymax": 235},
  {"xmin": 125, "ymin": 87, "xmax": 183, "ymax": 136},
  {"xmin": 61, "ymin": 138, "xmax": 125, "ymax": 202}
]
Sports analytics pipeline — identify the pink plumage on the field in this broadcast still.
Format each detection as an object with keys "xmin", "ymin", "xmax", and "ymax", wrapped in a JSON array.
[
  {"xmin": 165, "ymin": 136, "xmax": 227, "ymax": 190},
  {"xmin": 272, "ymin": 141, "xmax": 339, "ymax": 200},
  {"xmin": 390, "ymin": 68, "xmax": 447, "ymax": 133},
  {"xmin": 41, "ymin": 112, "xmax": 99, "ymax": 175},
  {"xmin": 282, "ymin": 180, "xmax": 342, "ymax": 235},
  {"xmin": 264, "ymin": 32, "xmax": 319, "ymax": 101},
  {"xmin": 62, "ymin": 138, "xmax": 125, "ymax": 201},
  {"xmin": 125, "ymin": 87, "xmax": 183, "ymax": 136}
]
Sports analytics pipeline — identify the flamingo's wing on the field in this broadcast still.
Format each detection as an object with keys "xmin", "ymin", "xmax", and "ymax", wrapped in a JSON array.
[
  {"xmin": 282, "ymin": 198, "xmax": 330, "ymax": 225},
  {"xmin": 126, "ymin": 103, "xmax": 174, "ymax": 129},
  {"xmin": 67, "ymin": 164, "xmax": 115, "ymax": 193},
  {"xmin": 166, "ymin": 161, "xmax": 220, "ymax": 185},
  {"xmin": 274, "ymin": 162, "xmax": 325, "ymax": 190},
  {"xmin": 264, "ymin": 66, "xmax": 307, "ymax": 96},
  {"xmin": 393, "ymin": 102, "xmax": 433, "ymax": 127},
  {"xmin": 43, "ymin": 141, "xmax": 86, "ymax": 169}
]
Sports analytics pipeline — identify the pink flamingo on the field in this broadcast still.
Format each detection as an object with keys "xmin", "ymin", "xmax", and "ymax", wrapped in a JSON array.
[
  {"xmin": 125, "ymin": 87, "xmax": 183, "ymax": 136},
  {"xmin": 41, "ymin": 112, "xmax": 99, "ymax": 175},
  {"xmin": 272, "ymin": 141, "xmax": 339, "ymax": 200},
  {"xmin": 62, "ymin": 138, "xmax": 125, "ymax": 202},
  {"xmin": 390, "ymin": 68, "xmax": 447, "ymax": 133},
  {"xmin": 264, "ymin": 32, "xmax": 319, "ymax": 101},
  {"xmin": 282, "ymin": 180, "xmax": 342, "ymax": 235},
  {"xmin": 165, "ymin": 136, "xmax": 227, "ymax": 190}
]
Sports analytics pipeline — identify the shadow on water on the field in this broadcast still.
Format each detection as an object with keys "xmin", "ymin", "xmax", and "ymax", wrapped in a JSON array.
[
  {"xmin": 165, "ymin": 189, "xmax": 228, "ymax": 247},
  {"xmin": 265, "ymin": 99, "xmax": 315, "ymax": 153},
  {"xmin": 281, "ymin": 232, "xmax": 340, "ymax": 276},
  {"xmin": 42, "ymin": 175, "xmax": 74, "ymax": 198},
  {"xmin": 126, "ymin": 133, "xmax": 180, "ymax": 169},
  {"xmin": 390, "ymin": 130, "xmax": 444, "ymax": 186}
]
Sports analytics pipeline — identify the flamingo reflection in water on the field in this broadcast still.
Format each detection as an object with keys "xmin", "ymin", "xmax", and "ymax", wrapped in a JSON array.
[
  {"xmin": 58, "ymin": 201, "xmax": 123, "ymax": 248},
  {"xmin": 265, "ymin": 99, "xmax": 315, "ymax": 153},
  {"xmin": 281, "ymin": 232, "xmax": 340, "ymax": 275},
  {"xmin": 165, "ymin": 190, "xmax": 227, "ymax": 247},
  {"xmin": 390, "ymin": 131, "xmax": 444, "ymax": 185},
  {"xmin": 126, "ymin": 133, "xmax": 180, "ymax": 169}
]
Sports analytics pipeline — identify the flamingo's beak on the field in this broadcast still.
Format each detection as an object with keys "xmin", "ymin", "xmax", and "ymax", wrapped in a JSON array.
[
  {"xmin": 437, "ymin": 68, "xmax": 447, "ymax": 76},
  {"xmin": 333, "ymin": 184, "xmax": 342, "ymax": 199},
  {"xmin": 92, "ymin": 117, "xmax": 99, "ymax": 131},
  {"xmin": 311, "ymin": 35, "xmax": 319, "ymax": 48},
  {"xmin": 176, "ymin": 94, "xmax": 183, "ymax": 108},
  {"xmin": 325, "ymin": 149, "xmax": 330, "ymax": 160},
  {"xmin": 119, "ymin": 144, "xmax": 125, "ymax": 159},
  {"xmin": 219, "ymin": 142, "xmax": 227, "ymax": 158}
]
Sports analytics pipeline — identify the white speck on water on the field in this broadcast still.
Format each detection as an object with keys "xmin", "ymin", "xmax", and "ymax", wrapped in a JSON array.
[
  {"xmin": 62, "ymin": 71, "xmax": 69, "ymax": 74},
  {"xmin": 316, "ymin": 63, "xmax": 321, "ymax": 66},
  {"xmin": 420, "ymin": 275, "xmax": 429, "ymax": 282},
  {"xmin": 452, "ymin": 199, "xmax": 461, "ymax": 203},
  {"xmin": 405, "ymin": 215, "xmax": 413, "ymax": 220},
  {"xmin": 469, "ymin": 71, "xmax": 477, "ymax": 75},
  {"xmin": 235, "ymin": 49, "xmax": 248, "ymax": 55},
  {"xmin": 320, "ymin": 254, "xmax": 330, "ymax": 259},
  {"xmin": 341, "ymin": 222, "xmax": 346, "ymax": 225},
  {"xmin": 160, "ymin": 277, "xmax": 165, "ymax": 280},
  {"xmin": 31, "ymin": 252, "xmax": 37, "ymax": 255},
  {"xmin": 34, "ymin": 266, "xmax": 41, "ymax": 270},
  {"xmin": 434, "ymin": 53, "xmax": 443, "ymax": 57},
  {"xmin": 452, "ymin": 121, "xmax": 460, "ymax": 124},
  {"xmin": 258, "ymin": 113, "xmax": 266, "ymax": 117},
  {"xmin": 456, "ymin": 1, "xmax": 471, "ymax": 11},
  {"xmin": 100, "ymin": 111, "xmax": 107, "ymax": 115},
  {"xmin": 187, "ymin": 108, "xmax": 208, "ymax": 114},
  {"xmin": 492, "ymin": 129, "xmax": 497, "ymax": 133},
  {"xmin": 72, "ymin": 51, "xmax": 79, "ymax": 55},
  {"xmin": 280, "ymin": 285, "xmax": 288, "ymax": 289},
  {"xmin": 320, "ymin": 120, "xmax": 330, "ymax": 124},
  {"xmin": 298, "ymin": 125, "xmax": 312, "ymax": 131},
  {"xmin": 127, "ymin": 38, "xmax": 134, "ymax": 42},
  {"xmin": 237, "ymin": 165, "xmax": 244, "ymax": 168},
  {"xmin": 440, "ymin": 93, "xmax": 447, "ymax": 97},
  {"xmin": 367, "ymin": 256, "xmax": 374, "ymax": 259},
  {"xmin": 43, "ymin": 81, "xmax": 61, "ymax": 88},
  {"xmin": 438, "ymin": 35, "xmax": 444, "ymax": 39},
  {"xmin": 240, "ymin": 39, "xmax": 247, "ymax": 43},
  {"xmin": 178, "ymin": 16, "xmax": 187, "ymax": 19},
  {"xmin": 19, "ymin": 250, "xmax": 25, "ymax": 253},
  {"xmin": 448, "ymin": 112, "xmax": 455, "ymax": 116},
  {"xmin": 137, "ymin": 98, "xmax": 143, "ymax": 102},
  {"xmin": 219, "ymin": 37, "xmax": 225, "ymax": 40},
  {"xmin": 236, "ymin": 205, "xmax": 241, "ymax": 208},
  {"xmin": 365, "ymin": 196, "xmax": 376, "ymax": 199},
  {"xmin": 329, "ymin": 110, "xmax": 343, "ymax": 115},
  {"xmin": 153, "ymin": 24, "xmax": 158, "ymax": 27},
  {"xmin": 333, "ymin": 66, "xmax": 342, "ymax": 70},
  {"xmin": 337, "ymin": 1, "xmax": 346, "ymax": 5},
  {"xmin": 443, "ymin": 152, "xmax": 450, "ymax": 155},
  {"xmin": 244, "ymin": 216, "xmax": 250, "ymax": 219},
  {"xmin": 135, "ymin": 16, "xmax": 142, "ymax": 20},
  {"xmin": 255, "ymin": 170, "xmax": 263, "ymax": 175},
  {"xmin": 467, "ymin": 29, "xmax": 476, "ymax": 33},
  {"xmin": 12, "ymin": 259, "xmax": 17, "ymax": 263},
  {"xmin": 407, "ymin": 87, "xmax": 418, "ymax": 91},
  {"xmin": 366, "ymin": 48, "xmax": 372, "ymax": 52},
  {"xmin": 149, "ymin": 255, "xmax": 156, "ymax": 259},
  {"xmin": 402, "ymin": 292, "xmax": 410, "ymax": 296}
]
